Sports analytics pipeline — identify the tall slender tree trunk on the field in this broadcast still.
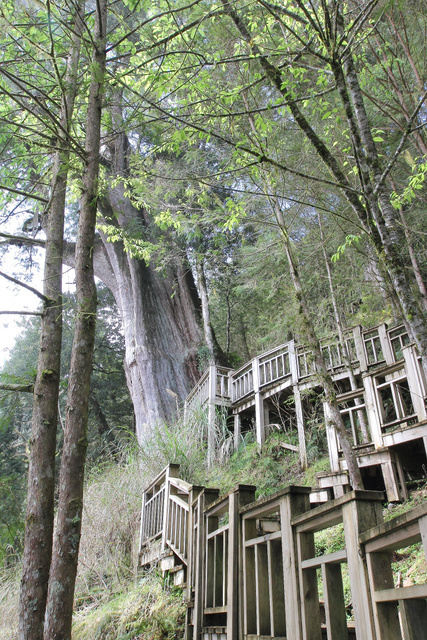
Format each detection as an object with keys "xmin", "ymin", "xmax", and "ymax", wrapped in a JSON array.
[
  {"xmin": 194, "ymin": 254, "xmax": 228, "ymax": 367},
  {"xmin": 43, "ymin": 0, "xmax": 106, "ymax": 636},
  {"xmin": 195, "ymin": 256, "xmax": 216, "ymax": 364},
  {"xmin": 241, "ymin": 68, "xmax": 363, "ymax": 487},
  {"xmin": 272, "ymin": 198, "xmax": 364, "ymax": 490},
  {"xmin": 317, "ymin": 213, "xmax": 370, "ymax": 444},
  {"xmin": 19, "ymin": 5, "xmax": 85, "ymax": 639},
  {"xmin": 389, "ymin": 178, "xmax": 427, "ymax": 312},
  {"xmin": 332, "ymin": 10, "xmax": 427, "ymax": 372},
  {"xmin": 222, "ymin": 0, "xmax": 427, "ymax": 377}
]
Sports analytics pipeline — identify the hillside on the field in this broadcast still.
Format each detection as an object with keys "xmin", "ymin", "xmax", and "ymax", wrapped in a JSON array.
[{"xmin": 1, "ymin": 419, "xmax": 426, "ymax": 640}]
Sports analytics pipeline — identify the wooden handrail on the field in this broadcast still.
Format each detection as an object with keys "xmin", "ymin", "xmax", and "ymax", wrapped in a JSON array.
[{"xmin": 139, "ymin": 467, "xmax": 427, "ymax": 640}]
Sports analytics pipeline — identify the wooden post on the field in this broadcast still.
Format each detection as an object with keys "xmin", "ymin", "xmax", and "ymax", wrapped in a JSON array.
[
  {"xmin": 234, "ymin": 413, "xmax": 241, "ymax": 451},
  {"xmin": 227, "ymin": 485, "xmax": 256, "ymax": 640},
  {"xmin": 294, "ymin": 386, "xmax": 307, "ymax": 470},
  {"xmin": 289, "ymin": 341, "xmax": 308, "ymax": 470},
  {"xmin": 399, "ymin": 599, "xmax": 427, "ymax": 640},
  {"xmin": 378, "ymin": 324, "xmax": 394, "ymax": 365},
  {"xmin": 362, "ymin": 373, "xmax": 383, "ymax": 448},
  {"xmin": 381, "ymin": 451, "xmax": 405, "ymax": 502},
  {"xmin": 190, "ymin": 488, "xmax": 219, "ymax": 640},
  {"xmin": 298, "ymin": 527, "xmax": 322, "ymax": 640},
  {"xmin": 403, "ymin": 345, "xmax": 427, "ymax": 422},
  {"xmin": 353, "ymin": 325, "xmax": 367, "ymax": 371},
  {"xmin": 208, "ymin": 364, "xmax": 217, "ymax": 464},
  {"xmin": 252, "ymin": 357, "xmax": 265, "ymax": 446},
  {"xmin": 280, "ymin": 486, "xmax": 312, "ymax": 640},
  {"xmin": 228, "ymin": 490, "xmax": 239, "ymax": 640},
  {"xmin": 398, "ymin": 514, "xmax": 427, "ymax": 640},
  {"xmin": 322, "ymin": 563, "xmax": 348, "ymax": 639},
  {"xmin": 366, "ymin": 548, "xmax": 401, "ymax": 639},
  {"xmin": 139, "ymin": 489, "xmax": 147, "ymax": 556},
  {"xmin": 268, "ymin": 539, "xmax": 286, "ymax": 637},
  {"xmin": 342, "ymin": 492, "xmax": 384, "ymax": 640},
  {"xmin": 324, "ymin": 401, "xmax": 340, "ymax": 472},
  {"xmin": 187, "ymin": 485, "xmax": 203, "ymax": 599},
  {"xmin": 161, "ymin": 464, "xmax": 180, "ymax": 553}
]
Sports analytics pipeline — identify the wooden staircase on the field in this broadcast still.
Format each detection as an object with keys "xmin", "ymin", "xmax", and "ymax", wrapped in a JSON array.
[{"xmin": 139, "ymin": 464, "xmax": 427, "ymax": 640}]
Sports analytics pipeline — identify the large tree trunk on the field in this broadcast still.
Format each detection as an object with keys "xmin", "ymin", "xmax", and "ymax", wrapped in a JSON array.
[
  {"xmin": 95, "ymin": 190, "xmax": 203, "ymax": 443},
  {"xmin": 19, "ymin": 5, "xmax": 85, "ymax": 638}
]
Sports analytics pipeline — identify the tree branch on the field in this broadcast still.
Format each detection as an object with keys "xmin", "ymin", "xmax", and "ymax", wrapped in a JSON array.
[
  {"xmin": 0, "ymin": 232, "xmax": 45, "ymax": 247},
  {"xmin": 0, "ymin": 382, "xmax": 34, "ymax": 393},
  {"xmin": 374, "ymin": 90, "xmax": 427, "ymax": 195},
  {"xmin": 0, "ymin": 310, "xmax": 44, "ymax": 316},
  {"xmin": 0, "ymin": 184, "xmax": 49, "ymax": 203},
  {"xmin": 0, "ymin": 271, "xmax": 48, "ymax": 303}
]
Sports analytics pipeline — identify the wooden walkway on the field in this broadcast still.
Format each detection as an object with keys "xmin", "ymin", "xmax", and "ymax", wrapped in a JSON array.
[
  {"xmin": 138, "ymin": 464, "xmax": 427, "ymax": 640},
  {"xmin": 184, "ymin": 323, "xmax": 427, "ymax": 502}
]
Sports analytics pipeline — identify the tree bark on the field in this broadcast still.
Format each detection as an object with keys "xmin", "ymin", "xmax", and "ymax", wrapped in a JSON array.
[
  {"xmin": 331, "ymin": 8, "xmax": 427, "ymax": 372},
  {"xmin": 18, "ymin": 4, "xmax": 85, "ymax": 639},
  {"xmin": 317, "ymin": 212, "xmax": 370, "ymax": 444},
  {"xmin": 95, "ymin": 191, "xmax": 203, "ymax": 443},
  {"xmin": 43, "ymin": 0, "xmax": 106, "ymax": 635},
  {"xmin": 194, "ymin": 255, "xmax": 229, "ymax": 367}
]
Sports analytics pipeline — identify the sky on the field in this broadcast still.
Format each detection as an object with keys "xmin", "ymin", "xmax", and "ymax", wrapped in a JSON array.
[{"xmin": 0, "ymin": 244, "xmax": 75, "ymax": 366}]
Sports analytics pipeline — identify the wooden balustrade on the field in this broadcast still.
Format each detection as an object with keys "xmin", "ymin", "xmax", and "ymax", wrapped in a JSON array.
[
  {"xmin": 258, "ymin": 344, "xmax": 291, "ymax": 389},
  {"xmin": 186, "ymin": 323, "xmax": 411, "ymax": 415},
  {"xmin": 230, "ymin": 361, "xmax": 254, "ymax": 403},
  {"xmin": 388, "ymin": 325, "xmax": 410, "ymax": 361},
  {"xmin": 216, "ymin": 367, "xmax": 232, "ymax": 400},
  {"xmin": 185, "ymin": 368, "xmax": 211, "ymax": 412},
  {"xmin": 360, "ymin": 501, "xmax": 427, "ymax": 640},
  {"xmin": 139, "ymin": 465, "xmax": 427, "ymax": 640},
  {"xmin": 167, "ymin": 493, "xmax": 189, "ymax": 562},
  {"xmin": 142, "ymin": 486, "xmax": 165, "ymax": 541}
]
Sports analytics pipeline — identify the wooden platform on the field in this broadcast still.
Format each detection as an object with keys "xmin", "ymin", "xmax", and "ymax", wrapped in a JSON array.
[{"xmin": 185, "ymin": 323, "xmax": 427, "ymax": 502}]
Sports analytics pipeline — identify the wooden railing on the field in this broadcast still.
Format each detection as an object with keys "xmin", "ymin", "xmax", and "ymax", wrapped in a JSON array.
[
  {"xmin": 165, "ymin": 476, "xmax": 192, "ymax": 564},
  {"xmin": 185, "ymin": 323, "xmax": 411, "ymax": 420},
  {"xmin": 139, "ymin": 465, "xmax": 427, "ymax": 640},
  {"xmin": 139, "ymin": 464, "xmax": 192, "ymax": 566},
  {"xmin": 360, "ymin": 502, "xmax": 427, "ymax": 640},
  {"xmin": 230, "ymin": 361, "xmax": 253, "ymax": 404},
  {"xmin": 215, "ymin": 367, "xmax": 232, "ymax": 401},
  {"xmin": 185, "ymin": 368, "xmax": 211, "ymax": 410},
  {"xmin": 258, "ymin": 343, "xmax": 292, "ymax": 389}
]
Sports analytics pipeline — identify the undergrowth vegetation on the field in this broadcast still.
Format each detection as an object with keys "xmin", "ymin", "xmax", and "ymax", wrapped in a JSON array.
[{"xmin": 73, "ymin": 572, "xmax": 185, "ymax": 640}]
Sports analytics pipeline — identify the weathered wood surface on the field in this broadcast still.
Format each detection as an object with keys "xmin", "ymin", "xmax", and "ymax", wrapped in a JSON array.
[
  {"xmin": 139, "ymin": 465, "xmax": 427, "ymax": 640},
  {"xmin": 184, "ymin": 323, "xmax": 427, "ymax": 503}
]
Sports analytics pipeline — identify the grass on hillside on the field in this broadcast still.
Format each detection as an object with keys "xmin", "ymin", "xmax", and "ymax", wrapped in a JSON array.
[{"xmin": 72, "ymin": 571, "xmax": 185, "ymax": 640}]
